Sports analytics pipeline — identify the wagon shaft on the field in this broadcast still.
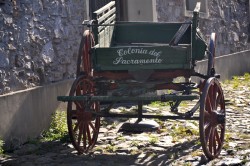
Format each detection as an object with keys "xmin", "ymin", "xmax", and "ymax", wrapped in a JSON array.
[{"xmin": 57, "ymin": 94, "xmax": 199, "ymax": 102}]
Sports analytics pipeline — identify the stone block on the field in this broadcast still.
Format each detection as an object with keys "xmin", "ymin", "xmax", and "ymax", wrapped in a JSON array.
[
  {"xmin": 41, "ymin": 41, "xmax": 55, "ymax": 64},
  {"xmin": 232, "ymin": 32, "xmax": 239, "ymax": 42},
  {"xmin": 175, "ymin": 8, "xmax": 181, "ymax": 17},
  {"xmin": 51, "ymin": 71, "xmax": 63, "ymax": 82},
  {"xmin": 0, "ymin": 53, "xmax": 9, "ymax": 68},
  {"xmin": 59, "ymin": 56, "xmax": 71, "ymax": 65},
  {"xmin": 168, "ymin": 2, "xmax": 174, "ymax": 6}
]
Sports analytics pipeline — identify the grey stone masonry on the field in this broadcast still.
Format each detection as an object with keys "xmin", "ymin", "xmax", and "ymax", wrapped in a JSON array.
[
  {"xmin": 156, "ymin": 0, "xmax": 250, "ymax": 57},
  {"xmin": 0, "ymin": 0, "xmax": 87, "ymax": 94}
]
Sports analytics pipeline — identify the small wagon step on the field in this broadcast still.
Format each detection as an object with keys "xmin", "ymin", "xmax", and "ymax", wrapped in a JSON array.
[{"xmin": 57, "ymin": 94, "xmax": 199, "ymax": 102}]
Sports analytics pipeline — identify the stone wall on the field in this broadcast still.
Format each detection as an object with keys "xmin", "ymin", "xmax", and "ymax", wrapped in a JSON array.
[
  {"xmin": 156, "ymin": 0, "xmax": 250, "ymax": 56},
  {"xmin": 0, "ymin": 0, "xmax": 87, "ymax": 95},
  {"xmin": 0, "ymin": 1, "xmax": 249, "ymax": 95}
]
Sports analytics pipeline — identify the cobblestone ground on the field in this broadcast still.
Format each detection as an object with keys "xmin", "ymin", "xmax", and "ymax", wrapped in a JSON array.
[{"xmin": 1, "ymin": 75, "xmax": 250, "ymax": 166}]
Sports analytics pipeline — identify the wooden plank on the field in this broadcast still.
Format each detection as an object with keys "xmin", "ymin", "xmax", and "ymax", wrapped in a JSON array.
[
  {"xmin": 169, "ymin": 21, "xmax": 191, "ymax": 46},
  {"xmin": 98, "ymin": 31, "xmax": 105, "ymax": 47},
  {"xmin": 94, "ymin": 1, "xmax": 115, "ymax": 16},
  {"xmin": 194, "ymin": 2, "xmax": 201, "ymax": 13},
  {"xmin": 97, "ymin": 12, "xmax": 116, "ymax": 47},
  {"xmin": 192, "ymin": 2, "xmax": 201, "ymax": 62},
  {"xmin": 92, "ymin": 1, "xmax": 116, "ymax": 47},
  {"xmin": 98, "ymin": 21, "xmax": 115, "ymax": 47},
  {"xmin": 97, "ymin": 7, "xmax": 116, "ymax": 24},
  {"xmin": 98, "ymin": 14, "xmax": 116, "ymax": 32},
  {"xmin": 98, "ymin": 28, "xmax": 112, "ymax": 47}
]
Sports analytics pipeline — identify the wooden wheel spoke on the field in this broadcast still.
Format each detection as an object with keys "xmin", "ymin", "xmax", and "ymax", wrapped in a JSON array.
[
  {"xmin": 76, "ymin": 84, "xmax": 82, "ymax": 96},
  {"xmin": 73, "ymin": 122, "xmax": 79, "ymax": 133},
  {"xmin": 83, "ymin": 123, "xmax": 87, "ymax": 149},
  {"xmin": 89, "ymin": 122, "xmax": 97, "ymax": 133},
  {"xmin": 213, "ymin": 132, "xmax": 217, "ymax": 155},
  {"xmin": 205, "ymin": 123, "xmax": 212, "ymax": 143},
  {"xmin": 86, "ymin": 123, "xmax": 92, "ymax": 146},
  {"xmin": 206, "ymin": 96, "xmax": 213, "ymax": 113},
  {"xmin": 77, "ymin": 122, "xmax": 83, "ymax": 146},
  {"xmin": 215, "ymin": 128, "xmax": 222, "ymax": 148},
  {"xmin": 213, "ymin": 84, "xmax": 218, "ymax": 108},
  {"xmin": 215, "ymin": 93, "xmax": 222, "ymax": 109},
  {"xmin": 218, "ymin": 124, "xmax": 224, "ymax": 131},
  {"xmin": 208, "ymin": 85, "xmax": 214, "ymax": 109},
  {"xmin": 74, "ymin": 101, "xmax": 83, "ymax": 110},
  {"xmin": 70, "ymin": 109, "xmax": 77, "ymax": 118},
  {"xmin": 209, "ymin": 127, "xmax": 215, "ymax": 153}
]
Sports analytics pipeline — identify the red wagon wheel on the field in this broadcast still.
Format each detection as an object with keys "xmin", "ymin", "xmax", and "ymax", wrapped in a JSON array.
[
  {"xmin": 67, "ymin": 75, "xmax": 100, "ymax": 154},
  {"xmin": 199, "ymin": 77, "xmax": 226, "ymax": 160},
  {"xmin": 76, "ymin": 30, "xmax": 95, "ymax": 77}
]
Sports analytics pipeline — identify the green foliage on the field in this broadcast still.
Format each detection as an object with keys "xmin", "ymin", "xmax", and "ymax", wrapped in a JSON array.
[
  {"xmin": 183, "ymin": 162, "xmax": 192, "ymax": 166},
  {"xmin": 190, "ymin": 150, "xmax": 203, "ymax": 157},
  {"xmin": 149, "ymin": 135, "xmax": 159, "ymax": 144},
  {"xmin": 170, "ymin": 124, "xmax": 199, "ymax": 141},
  {"xmin": 231, "ymin": 76, "xmax": 240, "ymax": 89},
  {"xmin": 130, "ymin": 140, "xmax": 139, "ymax": 147},
  {"xmin": 105, "ymin": 144, "xmax": 117, "ymax": 153},
  {"xmin": 224, "ymin": 132, "xmax": 232, "ymax": 143},
  {"xmin": 94, "ymin": 146, "xmax": 104, "ymax": 152},
  {"xmin": 149, "ymin": 101, "xmax": 170, "ymax": 107},
  {"xmin": 223, "ymin": 132, "xmax": 233, "ymax": 150},
  {"xmin": 0, "ymin": 138, "xmax": 4, "ymax": 154},
  {"xmin": 179, "ymin": 101, "xmax": 188, "ymax": 107},
  {"xmin": 243, "ymin": 72, "xmax": 250, "ymax": 80},
  {"xmin": 116, "ymin": 136, "xmax": 126, "ymax": 141},
  {"xmin": 154, "ymin": 119, "xmax": 165, "ymax": 128},
  {"xmin": 130, "ymin": 149, "xmax": 140, "ymax": 155},
  {"xmin": 224, "ymin": 73, "xmax": 250, "ymax": 89},
  {"xmin": 41, "ymin": 111, "xmax": 69, "ymax": 142}
]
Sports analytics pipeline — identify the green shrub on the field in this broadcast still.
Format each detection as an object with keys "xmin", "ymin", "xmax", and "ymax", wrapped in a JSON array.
[
  {"xmin": 0, "ymin": 139, "xmax": 4, "ymax": 154},
  {"xmin": 41, "ymin": 111, "xmax": 69, "ymax": 142}
]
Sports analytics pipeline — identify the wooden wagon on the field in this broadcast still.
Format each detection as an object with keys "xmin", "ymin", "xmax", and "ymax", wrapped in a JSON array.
[{"xmin": 58, "ymin": 1, "xmax": 226, "ymax": 160}]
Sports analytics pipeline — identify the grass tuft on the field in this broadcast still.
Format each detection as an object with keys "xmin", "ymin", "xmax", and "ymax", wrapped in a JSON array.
[{"xmin": 149, "ymin": 135, "xmax": 159, "ymax": 145}]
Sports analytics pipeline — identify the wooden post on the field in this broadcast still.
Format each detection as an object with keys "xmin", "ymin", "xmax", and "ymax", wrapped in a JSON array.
[
  {"xmin": 249, "ymin": 0, "xmax": 250, "ymax": 22},
  {"xmin": 85, "ymin": 0, "xmax": 89, "ymax": 20}
]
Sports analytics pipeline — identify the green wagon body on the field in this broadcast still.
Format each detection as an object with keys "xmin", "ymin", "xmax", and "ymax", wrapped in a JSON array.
[{"xmin": 91, "ymin": 1, "xmax": 207, "ymax": 72}]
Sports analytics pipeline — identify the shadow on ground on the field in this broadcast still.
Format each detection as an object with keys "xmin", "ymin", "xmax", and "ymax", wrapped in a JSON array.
[{"xmin": 2, "ymin": 137, "xmax": 208, "ymax": 166}]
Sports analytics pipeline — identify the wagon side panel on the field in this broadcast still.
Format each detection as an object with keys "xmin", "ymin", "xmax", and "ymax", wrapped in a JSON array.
[
  {"xmin": 92, "ymin": 46, "xmax": 192, "ymax": 71},
  {"xmin": 113, "ymin": 22, "xmax": 191, "ymax": 45}
]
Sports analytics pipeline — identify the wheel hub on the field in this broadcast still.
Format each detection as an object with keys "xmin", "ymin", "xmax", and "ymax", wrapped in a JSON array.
[
  {"xmin": 77, "ymin": 110, "xmax": 93, "ymax": 122},
  {"xmin": 210, "ymin": 111, "xmax": 225, "ymax": 125},
  {"xmin": 215, "ymin": 111, "xmax": 225, "ymax": 124}
]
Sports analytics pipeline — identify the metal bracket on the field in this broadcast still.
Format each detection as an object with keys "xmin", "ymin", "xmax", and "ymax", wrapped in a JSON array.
[{"xmin": 82, "ymin": 20, "xmax": 95, "ymax": 27}]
